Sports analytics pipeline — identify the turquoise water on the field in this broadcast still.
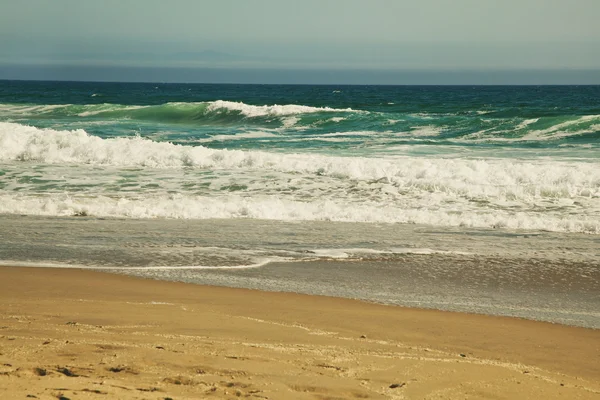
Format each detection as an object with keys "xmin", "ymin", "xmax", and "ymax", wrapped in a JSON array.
[{"xmin": 2, "ymin": 83, "xmax": 600, "ymax": 156}]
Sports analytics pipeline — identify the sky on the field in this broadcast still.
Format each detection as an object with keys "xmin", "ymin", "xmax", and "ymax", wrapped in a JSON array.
[{"xmin": 1, "ymin": 0, "xmax": 600, "ymax": 84}]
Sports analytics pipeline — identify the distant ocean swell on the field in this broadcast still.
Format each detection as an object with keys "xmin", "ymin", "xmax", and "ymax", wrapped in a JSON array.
[{"xmin": 1, "ymin": 101, "xmax": 599, "ymax": 144}]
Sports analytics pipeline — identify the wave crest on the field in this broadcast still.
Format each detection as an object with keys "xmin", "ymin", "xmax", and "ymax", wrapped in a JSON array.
[
  {"xmin": 2, "ymin": 122, "xmax": 600, "ymax": 207},
  {"xmin": 0, "ymin": 100, "xmax": 357, "ymax": 124}
]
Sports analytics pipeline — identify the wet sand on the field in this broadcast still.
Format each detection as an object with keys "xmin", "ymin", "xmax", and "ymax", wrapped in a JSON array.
[{"xmin": 0, "ymin": 266, "xmax": 598, "ymax": 399}]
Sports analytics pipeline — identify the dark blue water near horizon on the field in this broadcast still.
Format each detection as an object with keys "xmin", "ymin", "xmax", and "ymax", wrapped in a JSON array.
[{"xmin": 2, "ymin": 80, "xmax": 600, "ymax": 117}]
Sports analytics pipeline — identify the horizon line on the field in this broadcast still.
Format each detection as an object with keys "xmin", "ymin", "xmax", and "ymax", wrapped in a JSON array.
[
  {"xmin": 1, "ymin": 65, "xmax": 600, "ymax": 86},
  {"xmin": 2, "ymin": 78, "xmax": 600, "ymax": 87}
]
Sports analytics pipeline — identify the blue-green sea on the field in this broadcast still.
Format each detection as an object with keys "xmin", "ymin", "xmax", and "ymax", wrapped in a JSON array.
[
  {"xmin": 1, "ymin": 81, "xmax": 599, "ymax": 232},
  {"xmin": 0, "ymin": 81, "xmax": 598, "ymax": 327}
]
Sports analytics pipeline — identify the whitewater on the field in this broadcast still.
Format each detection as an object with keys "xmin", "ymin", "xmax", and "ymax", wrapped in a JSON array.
[
  {"xmin": 1, "ymin": 115, "xmax": 599, "ymax": 233},
  {"xmin": 1, "ymin": 83, "xmax": 599, "ymax": 234}
]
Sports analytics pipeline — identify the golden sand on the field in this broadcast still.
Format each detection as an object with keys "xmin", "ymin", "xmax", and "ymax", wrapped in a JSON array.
[{"xmin": 0, "ymin": 266, "xmax": 598, "ymax": 399}]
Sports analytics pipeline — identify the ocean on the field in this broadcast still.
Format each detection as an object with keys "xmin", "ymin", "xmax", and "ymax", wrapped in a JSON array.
[{"xmin": 0, "ymin": 81, "xmax": 598, "ymax": 327}]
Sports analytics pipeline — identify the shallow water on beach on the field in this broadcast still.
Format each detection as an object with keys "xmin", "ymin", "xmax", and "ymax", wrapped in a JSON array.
[{"xmin": 1, "ymin": 215, "xmax": 598, "ymax": 328}]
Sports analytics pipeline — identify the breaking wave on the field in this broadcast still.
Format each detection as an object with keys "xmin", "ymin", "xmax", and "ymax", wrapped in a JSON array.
[
  {"xmin": 0, "ymin": 101, "xmax": 357, "ymax": 124},
  {"xmin": 1, "ymin": 102, "xmax": 599, "ymax": 145},
  {"xmin": 0, "ymin": 193, "xmax": 598, "ymax": 233},
  {"xmin": 2, "ymin": 122, "xmax": 600, "ymax": 187},
  {"xmin": 1, "ymin": 121, "xmax": 600, "ymax": 234}
]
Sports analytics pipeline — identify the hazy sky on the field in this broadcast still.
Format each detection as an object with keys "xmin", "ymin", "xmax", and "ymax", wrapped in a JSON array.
[{"xmin": 1, "ymin": 0, "xmax": 599, "ymax": 83}]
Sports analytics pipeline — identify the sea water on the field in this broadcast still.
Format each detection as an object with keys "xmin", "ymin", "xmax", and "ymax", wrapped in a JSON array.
[{"xmin": 0, "ymin": 81, "xmax": 598, "ymax": 327}]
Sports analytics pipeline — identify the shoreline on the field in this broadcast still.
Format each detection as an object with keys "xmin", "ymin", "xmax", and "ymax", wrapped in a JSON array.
[
  {"xmin": 1, "ymin": 266, "xmax": 599, "ymax": 399},
  {"xmin": 1, "ymin": 214, "xmax": 598, "ymax": 330},
  {"xmin": 4, "ymin": 257, "xmax": 600, "ymax": 329}
]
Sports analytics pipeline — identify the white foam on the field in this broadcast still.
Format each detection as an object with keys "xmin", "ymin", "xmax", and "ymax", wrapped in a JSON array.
[
  {"xmin": 0, "ymin": 104, "xmax": 66, "ymax": 116},
  {"xmin": 388, "ymin": 248, "xmax": 472, "ymax": 256},
  {"xmin": 524, "ymin": 128, "xmax": 598, "ymax": 141},
  {"xmin": 281, "ymin": 116, "xmax": 300, "ymax": 128},
  {"xmin": 2, "ymin": 122, "xmax": 600, "ymax": 197},
  {"xmin": 457, "ymin": 115, "xmax": 600, "ymax": 143},
  {"xmin": 206, "ymin": 100, "xmax": 356, "ymax": 117},
  {"xmin": 0, "ymin": 258, "xmax": 275, "ymax": 270},
  {"xmin": 200, "ymin": 131, "xmax": 278, "ymax": 142},
  {"xmin": 319, "ymin": 130, "xmax": 381, "ymax": 137},
  {"xmin": 409, "ymin": 125, "xmax": 443, "ymax": 136},
  {"xmin": 77, "ymin": 105, "xmax": 145, "ymax": 117},
  {"xmin": 311, "ymin": 249, "xmax": 351, "ymax": 258},
  {"xmin": 2, "ymin": 122, "xmax": 600, "ymax": 233},
  {"xmin": 514, "ymin": 118, "xmax": 539, "ymax": 130},
  {"xmin": 0, "ymin": 193, "xmax": 598, "ymax": 234},
  {"xmin": 521, "ymin": 115, "xmax": 600, "ymax": 140},
  {"xmin": 408, "ymin": 113, "xmax": 435, "ymax": 119},
  {"xmin": 310, "ymin": 248, "xmax": 471, "ymax": 258}
]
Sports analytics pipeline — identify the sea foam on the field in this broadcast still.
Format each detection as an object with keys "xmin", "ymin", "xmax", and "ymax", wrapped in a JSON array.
[
  {"xmin": 2, "ymin": 122, "xmax": 599, "ymax": 196},
  {"xmin": 0, "ymin": 192, "xmax": 598, "ymax": 233},
  {"xmin": 206, "ymin": 100, "xmax": 356, "ymax": 117},
  {"xmin": 1, "ymin": 122, "xmax": 599, "ymax": 233}
]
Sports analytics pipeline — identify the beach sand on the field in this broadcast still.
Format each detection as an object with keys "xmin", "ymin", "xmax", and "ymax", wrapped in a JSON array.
[{"xmin": 0, "ymin": 266, "xmax": 598, "ymax": 399}]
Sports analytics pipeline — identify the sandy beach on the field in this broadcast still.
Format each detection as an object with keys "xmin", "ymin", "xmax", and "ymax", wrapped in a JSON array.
[{"xmin": 0, "ymin": 266, "xmax": 598, "ymax": 399}]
